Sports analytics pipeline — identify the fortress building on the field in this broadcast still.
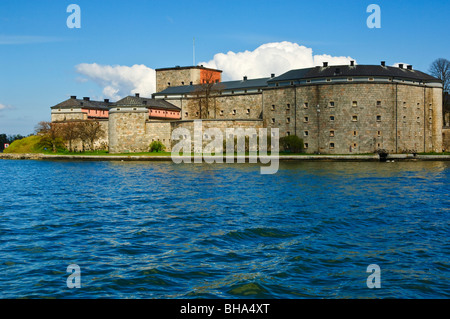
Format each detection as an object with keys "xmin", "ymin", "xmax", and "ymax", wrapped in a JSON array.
[{"xmin": 51, "ymin": 62, "xmax": 448, "ymax": 153}]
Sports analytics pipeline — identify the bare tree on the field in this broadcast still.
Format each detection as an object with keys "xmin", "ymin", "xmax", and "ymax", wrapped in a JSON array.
[
  {"xmin": 78, "ymin": 120, "xmax": 105, "ymax": 151},
  {"xmin": 35, "ymin": 121, "xmax": 64, "ymax": 152},
  {"xmin": 429, "ymin": 58, "xmax": 450, "ymax": 93},
  {"xmin": 60, "ymin": 121, "xmax": 82, "ymax": 152},
  {"xmin": 187, "ymin": 70, "xmax": 224, "ymax": 119}
]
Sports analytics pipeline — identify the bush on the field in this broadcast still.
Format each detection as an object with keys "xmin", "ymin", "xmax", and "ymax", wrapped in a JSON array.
[
  {"xmin": 149, "ymin": 140, "xmax": 166, "ymax": 152},
  {"xmin": 279, "ymin": 135, "xmax": 304, "ymax": 153}
]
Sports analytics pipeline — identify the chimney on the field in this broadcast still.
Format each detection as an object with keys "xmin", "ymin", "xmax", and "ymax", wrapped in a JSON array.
[
  {"xmin": 135, "ymin": 93, "xmax": 140, "ymax": 97},
  {"xmin": 407, "ymin": 65, "xmax": 413, "ymax": 70},
  {"xmin": 271, "ymin": 73, "xmax": 275, "ymax": 78},
  {"xmin": 398, "ymin": 64, "xmax": 404, "ymax": 69},
  {"xmin": 243, "ymin": 76, "xmax": 247, "ymax": 81},
  {"xmin": 350, "ymin": 61, "xmax": 355, "ymax": 66},
  {"xmin": 323, "ymin": 62, "xmax": 328, "ymax": 67},
  {"xmin": 104, "ymin": 99, "xmax": 109, "ymax": 103},
  {"xmin": 83, "ymin": 97, "xmax": 90, "ymax": 101},
  {"xmin": 381, "ymin": 61, "xmax": 386, "ymax": 67},
  {"xmin": 70, "ymin": 95, "xmax": 76, "ymax": 99}
]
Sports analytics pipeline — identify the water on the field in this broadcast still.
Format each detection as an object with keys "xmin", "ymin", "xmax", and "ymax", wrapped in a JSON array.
[{"xmin": 0, "ymin": 159, "xmax": 448, "ymax": 298}]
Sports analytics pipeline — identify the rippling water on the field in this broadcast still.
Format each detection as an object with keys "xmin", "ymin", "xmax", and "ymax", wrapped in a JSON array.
[{"xmin": 0, "ymin": 159, "xmax": 448, "ymax": 298}]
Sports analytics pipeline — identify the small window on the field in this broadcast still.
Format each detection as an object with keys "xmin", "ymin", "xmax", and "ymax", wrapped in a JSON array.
[
  {"xmin": 352, "ymin": 101, "xmax": 358, "ymax": 107},
  {"xmin": 376, "ymin": 115, "xmax": 381, "ymax": 122},
  {"xmin": 271, "ymin": 118, "xmax": 275, "ymax": 124},
  {"xmin": 330, "ymin": 143, "xmax": 335, "ymax": 149},
  {"xmin": 377, "ymin": 101, "xmax": 382, "ymax": 107},
  {"xmin": 286, "ymin": 103, "xmax": 291, "ymax": 110},
  {"xmin": 304, "ymin": 131, "xmax": 309, "ymax": 137},
  {"xmin": 306, "ymin": 80, "xmax": 311, "ymax": 83},
  {"xmin": 286, "ymin": 131, "xmax": 291, "ymax": 136},
  {"xmin": 330, "ymin": 115, "xmax": 335, "ymax": 121},
  {"xmin": 220, "ymin": 110, "xmax": 224, "ymax": 116},
  {"xmin": 304, "ymin": 143, "xmax": 309, "ymax": 149},
  {"xmin": 196, "ymin": 111, "xmax": 199, "ymax": 116},
  {"xmin": 326, "ymin": 78, "xmax": 331, "ymax": 82},
  {"xmin": 181, "ymin": 81, "xmax": 184, "ymax": 85},
  {"xmin": 185, "ymin": 112, "xmax": 188, "ymax": 117},
  {"xmin": 417, "ymin": 117, "xmax": 420, "ymax": 122},
  {"xmin": 353, "ymin": 143, "xmax": 357, "ymax": 148},
  {"xmin": 246, "ymin": 109, "xmax": 250, "ymax": 114},
  {"xmin": 330, "ymin": 130, "xmax": 335, "ymax": 137},
  {"xmin": 329, "ymin": 101, "xmax": 335, "ymax": 108},
  {"xmin": 353, "ymin": 131, "xmax": 357, "ymax": 137},
  {"xmin": 167, "ymin": 82, "xmax": 171, "ymax": 86},
  {"xmin": 232, "ymin": 110, "xmax": 236, "ymax": 115},
  {"xmin": 348, "ymin": 78, "xmax": 353, "ymax": 81},
  {"xmin": 377, "ymin": 143, "xmax": 381, "ymax": 148},
  {"xmin": 403, "ymin": 102, "xmax": 407, "ymax": 108},
  {"xmin": 368, "ymin": 78, "xmax": 374, "ymax": 81},
  {"xmin": 271, "ymin": 105, "xmax": 275, "ymax": 111},
  {"xmin": 377, "ymin": 131, "xmax": 381, "ymax": 137},
  {"xmin": 286, "ymin": 117, "xmax": 291, "ymax": 123},
  {"xmin": 304, "ymin": 102, "xmax": 309, "ymax": 109},
  {"xmin": 352, "ymin": 115, "xmax": 358, "ymax": 122},
  {"xmin": 304, "ymin": 116, "xmax": 309, "ymax": 122}
]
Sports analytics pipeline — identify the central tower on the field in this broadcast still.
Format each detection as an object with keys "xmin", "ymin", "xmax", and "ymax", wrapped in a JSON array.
[{"xmin": 155, "ymin": 65, "xmax": 222, "ymax": 93}]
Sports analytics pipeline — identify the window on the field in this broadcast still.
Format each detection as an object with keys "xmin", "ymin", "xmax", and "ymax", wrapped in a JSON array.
[
  {"xmin": 286, "ymin": 104, "xmax": 291, "ymax": 110},
  {"xmin": 377, "ymin": 131, "xmax": 381, "ymax": 137},
  {"xmin": 352, "ymin": 101, "xmax": 358, "ymax": 107},
  {"xmin": 167, "ymin": 82, "xmax": 171, "ymax": 86},
  {"xmin": 352, "ymin": 115, "xmax": 358, "ymax": 122},
  {"xmin": 403, "ymin": 102, "xmax": 407, "ymax": 108},
  {"xmin": 271, "ymin": 104, "xmax": 275, "ymax": 111},
  {"xmin": 232, "ymin": 110, "xmax": 236, "ymax": 115},
  {"xmin": 286, "ymin": 117, "xmax": 291, "ymax": 123},
  {"xmin": 271, "ymin": 118, "xmax": 275, "ymax": 124},
  {"xmin": 353, "ymin": 143, "xmax": 357, "ymax": 148},
  {"xmin": 330, "ymin": 115, "xmax": 335, "ymax": 121},
  {"xmin": 376, "ymin": 115, "xmax": 381, "ymax": 122},
  {"xmin": 304, "ymin": 116, "xmax": 309, "ymax": 122},
  {"xmin": 304, "ymin": 102, "xmax": 309, "ymax": 109},
  {"xmin": 286, "ymin": 131, "xmax": 291, "ymax": 136},
  {"xmin": 306, "ymin": 80, "xmax": 311, "ymax": 83},
  {"xmin": 220, "ymin": 110, "xmax": 224, "ymax": 116},
  {"xmin": 330, "ymin": 143, "xmax": 335, "ymax": 149},
  {"xmin": 184, "ymin": 112, "xmax": 188, "ymax": 117},
  {"xmin": 304, "ymin": 143, "xmax": 309, "ymax": 149},
  {"xmin": 330, "ymin": 130, "xmax": 335, "ymax": 137},
  {"xmin": 329, "ymin": 101, "xmax": 335, "ymax": 108},
  {"xmin": 196, "ymin": 111, "xmax": 199, "ymax": 116},
  {"xmin": 368, "ymin": 78, "xmax": 374, "ymax": 81},
  {"xmin": 353, "ymin": 131, "xmax": 358, "ymax": 137},
  {"xmin": 417, "ymin": 117, "xmax": 420, "ymax": 122},
  {"xmin": 377, "ymin": 143, "xmax": 381, "ymax": 148},
  {"xmin": 181, "ymin": 81, "xmax": 184, "ymax": 85},
  {"xmin": 326, "ymin": 78, "xmax": 331, "ymax": 82},
  {"xmin": 304, "ymin": 131, "xmax": 309, "ymax": 137},
  {"xmin": 246, "ymin": 109, "xmax": 250, "ymax": 114},
  {"xmin": 348, "ymin": 78, "xmax": 353, "ymax": 81},
  {"xmin": 377, "ymin": 101, "xmax": 382, "ymax": 107}
]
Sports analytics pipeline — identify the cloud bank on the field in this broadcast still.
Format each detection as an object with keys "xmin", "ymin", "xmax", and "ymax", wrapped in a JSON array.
[
  {"xmin": 75, "ymin": 63, "xmax": 156, "ymax": 101},
  {"xmin": 75, "ymin": 42, "xmax": 355, "ymax": 100},
  {"xmin": 200, "ymin": 41, "xmax": 356, "ymax": 81}
]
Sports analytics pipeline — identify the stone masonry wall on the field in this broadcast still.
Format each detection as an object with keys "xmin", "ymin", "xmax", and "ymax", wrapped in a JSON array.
[
  {"xmin": 108, "ymin": 108, "xmax": 149, "ymax": 153},
  {"xmin": 156, "ymin": 68, "xmax": 200, "ymax": 93},
  {"xmin": 263, "ymin": 82, "xmax": 443, "ymax": 154}
]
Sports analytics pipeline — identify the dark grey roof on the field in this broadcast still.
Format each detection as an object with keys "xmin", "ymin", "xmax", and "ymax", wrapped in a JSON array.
[
  {"xmin": 269, "ymin": 65, "xmax": 441, "ymax": 83},
  {"xmin": 154, "ymin": 77, "xmax": 270, "ymax": 96},
  {"xmin": 155, "ymin": 65, "xmax": 222, "ymax": 73},
  {"xmin": 51, "ymin": 97, "xmax": 113, "ymax": 110},
  {"xmin": 115, "ymin": 95, "xmax": 180, "ymax": 111}
]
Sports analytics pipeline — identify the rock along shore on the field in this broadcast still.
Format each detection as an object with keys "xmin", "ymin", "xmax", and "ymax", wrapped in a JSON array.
[{"xmin": 1, "ymin": 153, "xmax": 450, "ymax": 162}]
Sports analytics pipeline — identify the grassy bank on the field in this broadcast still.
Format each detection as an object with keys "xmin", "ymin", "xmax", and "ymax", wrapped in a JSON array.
[{"xmin": 3, "ymin": 135, "xmax": 43, "ymax": 154}]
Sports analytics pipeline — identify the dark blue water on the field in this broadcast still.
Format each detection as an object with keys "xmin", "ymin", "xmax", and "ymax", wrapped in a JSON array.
[{"xmin": 0, "ymin": 159, "xmax": 448, "ymax": 298}]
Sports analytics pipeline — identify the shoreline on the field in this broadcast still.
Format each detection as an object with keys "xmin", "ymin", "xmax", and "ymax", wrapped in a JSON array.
[{"xmin": 1, "ymin": 153, "xmax": 450, "ymax": 162}]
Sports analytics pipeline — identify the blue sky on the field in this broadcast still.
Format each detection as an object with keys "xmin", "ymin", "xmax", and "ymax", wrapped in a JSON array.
[{"xmin": 0, "ymin": 0, "xmax": 449, "ymax": 135}]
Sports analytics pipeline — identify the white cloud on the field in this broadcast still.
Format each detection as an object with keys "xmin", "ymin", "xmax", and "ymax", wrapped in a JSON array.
[
  {"xmin": 0, "ymin": 103, "xmax": 13, "ymax": 111},
  {"xmin": 75, "ymin": 63, "xmax": 156, "ymax": 100},
  {"xmin": 75, "ymin": 42, "xmax": 355, "ymax": 99},
  {"xmin": 199, "ymin": 41, "xmax": 356, "ymax": 81}
]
